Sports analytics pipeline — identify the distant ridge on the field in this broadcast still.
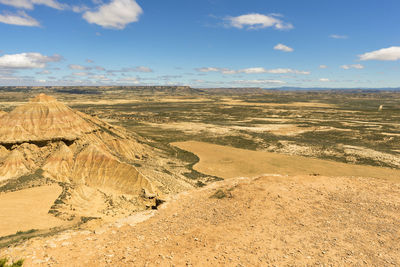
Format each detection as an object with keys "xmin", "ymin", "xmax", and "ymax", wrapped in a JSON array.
[
  {"xmin": 266, "ymin": 86, "xmax": 400, "ymax": 92},
  {"xmin": 0, "ymin": 86, "xmax": 399, "ymax": 95},
  {"xmin": 199, "ymin": 87, "xmax": 264, "ymax": 95}
]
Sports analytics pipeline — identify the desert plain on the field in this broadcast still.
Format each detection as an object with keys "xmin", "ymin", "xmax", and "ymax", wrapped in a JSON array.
[{"xmin": 0, "ymin": 86, "xmax": 399, "ymax": 266}]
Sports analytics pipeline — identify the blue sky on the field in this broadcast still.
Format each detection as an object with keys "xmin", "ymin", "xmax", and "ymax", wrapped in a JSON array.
[{"xmin": 0, "ymin": 0, "xmax": 399, "ymax": 88}]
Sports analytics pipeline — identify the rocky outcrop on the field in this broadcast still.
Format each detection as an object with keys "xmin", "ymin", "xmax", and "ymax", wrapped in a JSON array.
[
  {"xmin": 0, "ymin": 94, "xmax": 98, "ymax": 144},
  {"xmin": 0, "ymin": 94, "xmax": 159, "ymax": 218}
]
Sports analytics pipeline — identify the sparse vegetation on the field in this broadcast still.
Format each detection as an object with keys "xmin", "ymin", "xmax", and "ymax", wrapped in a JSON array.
[
  {"xmin": 15, "ymin": 229, "xmax": 37, "ymax": 235},
  {"xmin": 0, "ymin": 258, "xmax": 24, "ymax": 267},
  {"xmin": 210, "ymin": 189, "xmax": 232, "ymax": 199},
  {"xmin": 0, "ymin": 169, "xmax": 46, "ymax": 193}
]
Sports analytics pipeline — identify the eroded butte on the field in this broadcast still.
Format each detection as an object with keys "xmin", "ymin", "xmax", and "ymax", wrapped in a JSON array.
[{"xmin": 0, "ymin": 94, "xmax": 178, "ymax": 231}]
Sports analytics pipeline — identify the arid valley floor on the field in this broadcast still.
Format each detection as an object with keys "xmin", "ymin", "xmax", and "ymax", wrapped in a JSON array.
[{"xmin": 0, "ymin": 86, "xmax": 399, "ymax": 266}]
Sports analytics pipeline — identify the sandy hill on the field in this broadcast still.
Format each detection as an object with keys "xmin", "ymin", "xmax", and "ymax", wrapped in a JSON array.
[
  {"xmin": 0, "ymin": 94, "xmax": 171, "ymax": 223},
  {"xmin": 1, "ymin": 174, "xmax": 399, "ymax": 266},
  {"xmin": 0, "ymin": 94, "xmax": 97, "ymax": 144}
]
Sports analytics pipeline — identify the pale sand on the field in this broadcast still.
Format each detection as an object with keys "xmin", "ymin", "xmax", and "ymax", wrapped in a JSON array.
[
  {"xmin": 0, "ymin": 185, "xmax": 65, "ymax": 237},
  {"xmin": 172, "ymin": 141, "xmax": 400, "ymax": 180}
]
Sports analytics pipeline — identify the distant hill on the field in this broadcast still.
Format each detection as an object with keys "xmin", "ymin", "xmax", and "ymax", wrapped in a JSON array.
[
  {"xmin": 268, "ymin": 86, "xmax": 400, "ymax": 92},
  {"xmin": 118, "ymin": 86, "xmax": 203, "ymax": 95},
  {"xmin": 1, "ymin": 86, "xmax": 399, "ymax": 96},
  {"xmin": 199, "ymin": 87, "xmax": 265, "ymax": 95}
]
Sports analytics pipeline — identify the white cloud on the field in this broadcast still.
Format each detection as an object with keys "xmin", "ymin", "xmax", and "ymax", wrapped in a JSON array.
[
  {"xmin": 319, "ymin": 78, "xmax": 330, "ymax": 82},
  {"xmin": 196, "ymin": 67, "xmax": 310, "ymax": 75},
  {"xmin": 72, "ymin": 5, "xmax": 89, "ymax": 13},
  {"xmin": 226, "ymin": 13, "xmax": 293, "ymax": 30},
  {"xmin": 83, "ymin": 0, "xmax": 142, "ymax": 29},
  {"xmin": 0, "ymin": 53, "xmax": 62, "ymax": 69},
  {"xmin": 330, "ymin": 34, "xmax": 347, "ymax": 39},
  {"xmin": 107, "ymin": 66, "xmax": 153, "ymax": 73},
  {"xmin": 0, "ymin": 0, "xmax": 66, "ymax": 10},
  {"xmin": 89, "ymin": 75, "xmax": 110, "ymax": 81},
  {"xmin": 72, "ymin": 72, "xmax": 89, "ymax": 76},
  {"xmin": 0, "ymin": 11, "xmax": 40, "ymax": 26},
  {"xmin": 319, "ymin": 65, "xmax": 328, "ymax": 69},
  {"xmin": 130, "ymin": 66, "xmax": 152, "ymax": 72},
  {"xmin": 266, "ymin": 68, "xmax": 310, "ymax": 75},
  {"xmin": 359, "ymin": 46, "xmax": 400, "ymax": 61},
  {"xmin": 235, "ymin": 79, "xmax": 286, "ymax": 85},
  {"xmin": 68, "ymin": 64, "xmax": 89, "ymax": 70},
  {"xmin": 196, "ymin": 67, "xmax": 221, "ymax": 73},
  {"xmin": 36, "ymin": 70, "xmax": 51, "ymax": 74},
  {"xmin": 239, "ymin": 67, "xmax": 268, "ymax": 74},
  {"xmin": 274, "ymin": 43, "xmax": 293, "ymax": 52},
  {"xmin": 341, "ymin": 64, "xmax": 364, "ymax": 70}
]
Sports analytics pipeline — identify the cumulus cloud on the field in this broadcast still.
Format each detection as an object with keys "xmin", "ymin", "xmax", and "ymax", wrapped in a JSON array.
[
  {"xmin": 107, "ymin": 66, "xmax": 153, "ymax": 73},
  {"xmin": 196, "ymin": 67, "xmax": 221, "ymax": 73},
  {"xmin": 89, "ymin": 75, "xmax": 110, "ymax": 81},
  {"xmin": 319, "ymin": 65, "xmax": 328, "ymax": 69},
  {"xmin": 0, "ymin": 0, "xmax": 67, "ymax": 10},
  {"xmin": 0, "ymin": 11, "xmax": 40, "ymax": 26},
  {"xmin": 0, "ymin": 52, "xmax": 62, "ymax": 69},
  {"xmin": 266, "ymin": 68, "xmax": 310, "ymax": 75},
  {"xmin": 330, "ymin": 34, "xmax": 347, "ymax": 39},
  {"xmin": 72, "ymin": 72, "xmax": 90, "ymax": 76},
  {"xmin": 72, "ymin": 5, "xmax": 89, "ymax": 13},
  {"xmin": 129, "ymin": 66, "xmax": 153, "ymax": 72},
  {"xmin": 68, "ymin": 64, "xmax": 89, "ymax": 70},
  {"xmin": 36, "ymin": 70, "xmax": 51, "ymax": 74},
  {"xmin": 83, "ymin": 0, "xmax": 142, "ymax": 29},
  {"xmin": 239, "ymin": 67, "xmax": 268, "ymax": 74},
  {"xmin": 226, "ymin": 13, "xmax": 293, "ymax": 30},
  {"xmin": 319, "ymin": 78, "xmax": 330, "ymax": 82},
  {"xmin": 196, "ymin": 67, "xmax": 310, "ymax": 75},
  {"xmin": 274, "ymin": 43, "xmax": 293, "ymax": 52},
  {"xmin": 359, "ymin": 46, "xmax": 400, "ymax": 61},
  {"xmin": 235, "ymin": 79, "xmax": 286, "ymax": 85},
  {"xmin": 341, "ymin": 64, "xmax": 364, "ymax": 70}
]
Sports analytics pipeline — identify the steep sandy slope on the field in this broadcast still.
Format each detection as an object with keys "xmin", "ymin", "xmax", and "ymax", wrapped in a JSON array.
[
  {"xmin": 1, "ymin": 174, "xmax": 399, "ymax": 266},
  {"xmin": 0, "ymin": 94, "xmax": 163, "ymax": 222},
  {"xmin": 0, "ymin": 94, "xmax": 98, "ymax": 144},
  {"xmin": 0, "ymin": 145, "xmax": 8, "ymax": 159}
]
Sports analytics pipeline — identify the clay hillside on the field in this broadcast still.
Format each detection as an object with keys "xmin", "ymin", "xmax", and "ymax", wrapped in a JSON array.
[{"xmin": 0, "ymin": 94, "xmax": 183, "ymax": 222}]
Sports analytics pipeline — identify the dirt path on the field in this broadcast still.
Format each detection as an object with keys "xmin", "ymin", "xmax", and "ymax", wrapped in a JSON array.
[
  {"xmin": 172, "ymin": 141, "xmax": 400, "ymax": 180},
  {"xmin": 1, "ymin": 174, "xmax": 400, "ymax": 266}
]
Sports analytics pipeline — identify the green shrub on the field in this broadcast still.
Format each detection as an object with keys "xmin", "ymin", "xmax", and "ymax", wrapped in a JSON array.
[{"xmin": 0, "ymin": 258, "xmax": 24, "ymax": 267}]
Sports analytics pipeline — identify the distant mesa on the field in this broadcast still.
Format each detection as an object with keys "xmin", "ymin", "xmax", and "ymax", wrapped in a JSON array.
[{"xmin": 0, "ymin": 94, "xmax": 159, "ymax": 219}]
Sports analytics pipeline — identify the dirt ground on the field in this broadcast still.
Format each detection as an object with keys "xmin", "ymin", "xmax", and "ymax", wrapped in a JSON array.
[
  {"xmin": 0, "ymin": 185, "xmax": 65, "ymax": 236},
  {"xmin": 172, "ymin": 141, "xmax": 400, "ymax": 180},
  {"xmin": 1, "ymin": 174, "xmax": 399, "ymax": 266}
]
